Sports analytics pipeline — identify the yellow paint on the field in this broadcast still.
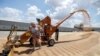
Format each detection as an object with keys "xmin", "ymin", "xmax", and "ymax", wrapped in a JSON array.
[{"xmin": 26, "ymin": 32, "xmax": 31, "ymax": 36}]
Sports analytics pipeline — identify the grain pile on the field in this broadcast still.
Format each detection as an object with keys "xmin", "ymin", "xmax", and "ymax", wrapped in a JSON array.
[{"xmin": 0, "ymin": 32, "xmax": 100, "ymax": 56}]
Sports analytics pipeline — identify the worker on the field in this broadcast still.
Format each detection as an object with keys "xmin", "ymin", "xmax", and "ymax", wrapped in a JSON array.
[{"xmin": 29, "ymin": 22, "xmax": 41, "ymax": 50}]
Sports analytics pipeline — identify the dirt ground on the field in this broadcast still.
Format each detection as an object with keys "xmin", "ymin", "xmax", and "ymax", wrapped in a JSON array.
[{"xmin": 0, "ymin": 31, "xmax": 100, "ymax": 56}]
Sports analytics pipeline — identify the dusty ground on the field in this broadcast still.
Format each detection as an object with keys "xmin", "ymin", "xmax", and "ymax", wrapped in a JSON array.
[{"xmin": 0, "ymin": 31, "xmax": 100, "ymax": 56}]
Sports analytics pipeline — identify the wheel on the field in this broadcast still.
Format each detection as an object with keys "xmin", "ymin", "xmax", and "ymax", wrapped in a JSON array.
[
  {"xmin": 48, "ymin": 39, "xmax": 55, "ymax": 46},
  {"xmin": 29, "ymin": 37, "xmax": 33, "ymax": 45},
  {"xmin": 2, "ymin": 49, "xmax": 10, "ymax": 56},
  {"xmin": 2, "ymin": 45, "xmax": 13, "ymax": 56}
]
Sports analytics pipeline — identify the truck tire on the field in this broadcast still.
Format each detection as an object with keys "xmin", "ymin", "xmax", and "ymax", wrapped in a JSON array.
[{"xmin": 48, "ymin": 39, "xmax": 55, "ymax": 46}]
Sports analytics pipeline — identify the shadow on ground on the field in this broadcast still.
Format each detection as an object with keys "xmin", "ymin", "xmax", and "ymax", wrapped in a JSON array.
[
  {"xmin": 14, "ymin": 48, "xmax": 35, "ymax": 55},
  {"xmin": 0, "ymin": 53, "xmax": 2, "ymax": 56}
]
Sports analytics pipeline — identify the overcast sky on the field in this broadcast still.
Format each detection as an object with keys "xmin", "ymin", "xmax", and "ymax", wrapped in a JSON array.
[{"xmin": 0, "ymin": 0, "xmax": 100, "ymax": 27}]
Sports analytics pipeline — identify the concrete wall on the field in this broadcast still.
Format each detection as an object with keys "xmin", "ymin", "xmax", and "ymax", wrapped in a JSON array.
[
  {"xmin": 0, "ymin": 20, "xmax": 74, "ymax": 31},
  {"xmin": 0, "ymin": 20, "xmax": 100, "ymax": 32},
  {"xmin": 0, "ymin": 20, "xmax": 30, "ymax": 30}
]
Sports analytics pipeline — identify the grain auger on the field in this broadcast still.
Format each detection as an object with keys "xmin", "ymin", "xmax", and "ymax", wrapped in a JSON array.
[
  {"xmin": 18, "ymin": 9, "xmax": 91, "ymax": 46},
  {"xmin": 2, "ymin": 9, "xmax": 91, "ymax": 56}
]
